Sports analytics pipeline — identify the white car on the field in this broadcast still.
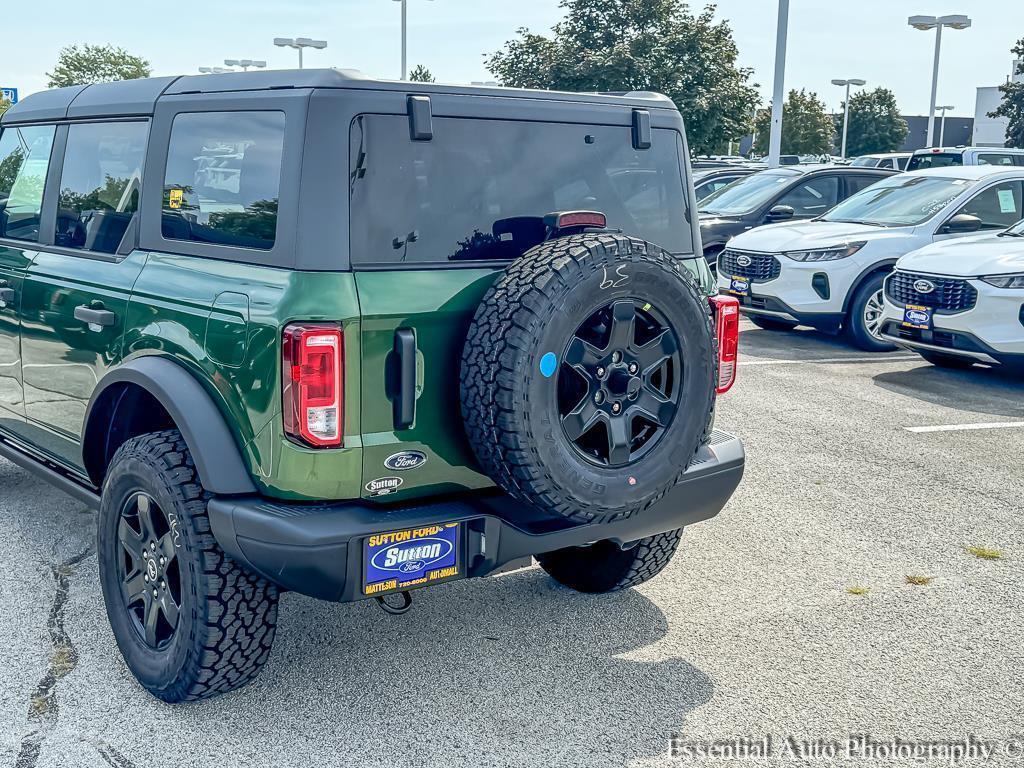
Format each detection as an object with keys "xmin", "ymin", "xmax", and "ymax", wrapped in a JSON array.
[
  {"xmin": 878, "ymin": 221, "xmax": 1024, "ymax": 371},
  {"xmin": 717, "ymin": 166, "xmax": 1024, "ymax": 350}
]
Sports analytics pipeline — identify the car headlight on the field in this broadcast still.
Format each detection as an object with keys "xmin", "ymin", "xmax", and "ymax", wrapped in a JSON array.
[
  {"xmin": 980, "ymin": 273, "xmax": 1024, "ymax": 289},
  {"xmin": 783, "ymin": 242, "xmax": 866, "ymax": 262}
]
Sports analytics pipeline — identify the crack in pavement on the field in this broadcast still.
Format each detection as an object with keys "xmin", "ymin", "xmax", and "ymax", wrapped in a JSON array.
[{"xmin": 14, "ymin": 546, "xmax": 93, "ymax": 768}]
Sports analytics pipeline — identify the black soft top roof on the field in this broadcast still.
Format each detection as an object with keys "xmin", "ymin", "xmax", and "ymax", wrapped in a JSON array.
[{"xmin": 2, "ymin": 69, "xmax": 676, "ymax": 125}]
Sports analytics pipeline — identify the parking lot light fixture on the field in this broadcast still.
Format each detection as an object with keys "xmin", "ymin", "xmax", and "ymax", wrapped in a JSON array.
[
  {"xmin": 936, "ymin": 104, "xmax": 954, "ymax": 146},
  {"xmin": 831, "ymin": 78, "xmax": 866, "ymax": 160},
  {"xmin": 767, "ymin": 0, "xmax": 790, "ymax": 168},
  {"xmin": 199, "ymin": 66, "xmax": 236, "ymax": 74},
  {"xmin": 225, "ymin": 59, "xmax": 267, "ymax": 72},
  {"xmin": 908, "ymin": 14, "xmax": 971, "ymax": 147},
  {"xmin": 391, "ymin": 0, "xmax": 435, "ymax": 80},
  {"xmin": 273, "ymin": 37, "xmax": 328, "ymax": 69}
]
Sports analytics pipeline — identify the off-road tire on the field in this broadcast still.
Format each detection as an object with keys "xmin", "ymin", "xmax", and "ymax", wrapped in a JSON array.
[
  {"xmin": 537, "ymin": 529, "xmax": 684, "ymax": 593},
  {"xmin": 749, "ymin": 315, "xmax": 798, "ymax": 332},
  {"xmin": 844, "ymin": 273, "xmax": 896, "ymax": 352},
  {"xmin": 461, "ymin": 233, "xmax": 717, "ymax": 525},
  {"xmin": 920, "ymin": 351, "xmax": 976, "ymax": 370},
  {"xmin": 98, "ymin": 429, "xmax": 278, "ymax": 702}
]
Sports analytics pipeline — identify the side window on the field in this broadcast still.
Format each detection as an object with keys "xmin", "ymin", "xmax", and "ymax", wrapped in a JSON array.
[
  {"xmin": 977, "ymin": 153, "xmax": 1015, "ymax": 167},
  {"xmin": 55, "ymin": 121, "xmax": 148, "ymax": 254},
  {"xmin": 0, "ymin": 124, "xmax": 56, "ymax": 242},
  {"xmin": 951, "ymin": 181, "xmax": 1024, "ymax": 230},
  {"xmin": 845, "ymin": 174, "xmax": 882, "ymax": 197},
  {"xmin": 776, "ymin": 175, "xmax": 840, "ymax": 216},
  {"xmin": 162, "ymin": 111, "xmax": 285, "ymax": 251}
]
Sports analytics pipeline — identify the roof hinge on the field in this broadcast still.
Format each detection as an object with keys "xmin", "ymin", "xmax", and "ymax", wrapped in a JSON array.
[{"xmin": 407, "ymin": 95, "xmax": 433, "ymax": 141}]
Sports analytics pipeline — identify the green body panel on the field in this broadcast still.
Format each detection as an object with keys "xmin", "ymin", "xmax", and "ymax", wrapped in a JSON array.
[
  {"xmin": 19, "ymin": 249, "xmax": 147, "ymax": 466},
  {"xmin": 122, "ymin": 252, "xmax": 364, "ymax": 501},
  {"xmin": 0, "ymin": 243, "xmax": 34, "ymax": 436},
  {"xmin": 354, "ymin": 268, "xmax": 501, "ymax": 500}
]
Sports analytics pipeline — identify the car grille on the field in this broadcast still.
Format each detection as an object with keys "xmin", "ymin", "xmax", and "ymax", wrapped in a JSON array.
[
  {"xmin": 718, "ymin": 249, "xmax": 781, "ymax": 282},
  {"xmin": 885, "ymin": 271, "xmax": 978, "ymax": 313}
]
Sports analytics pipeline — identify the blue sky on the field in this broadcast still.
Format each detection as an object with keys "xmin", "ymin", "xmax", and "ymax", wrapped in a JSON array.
[{"xmin": 2, "ymin": 0, "xmax": 1022, "ymax": 118}]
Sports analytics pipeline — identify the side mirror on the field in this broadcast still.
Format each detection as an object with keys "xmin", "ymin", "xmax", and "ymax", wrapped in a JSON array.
[
  {"xmin": 767, "ymin": 204, "xmax": 795, "ymax": 222},
  {"xmin": 942, "ymin": 213, "xmax": 983, "ymax": 234}
]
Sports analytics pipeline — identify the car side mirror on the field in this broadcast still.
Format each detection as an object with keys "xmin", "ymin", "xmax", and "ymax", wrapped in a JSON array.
[
  {"xmin": 766, "ymin": 204, "xmax": 795, "ymax": 222},
  {"xmin": 941, "ymin": 213, "xmax": 983, "ymax": 234}
]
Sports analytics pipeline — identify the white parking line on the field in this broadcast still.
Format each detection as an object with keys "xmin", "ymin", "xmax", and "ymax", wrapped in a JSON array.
[
  {"xmin": 741, "ymin": 356, "xmax": 919, "ymax": 366},
  {"xmin": 904, "ymin": 422, "xmax": 1024, "ymax": 434}
]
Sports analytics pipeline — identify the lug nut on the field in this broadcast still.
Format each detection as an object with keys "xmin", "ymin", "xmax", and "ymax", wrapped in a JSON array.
[
  {"xmin": 144, "ymin": 574, "xmax": 149, "ymax": 582},
  {"xmin": 596, "ymin": 366, "xmax": 606, "ymax": 378},
  {"xmin": 150, "ymin": 542, "xmax": 156, "ymax": 550},
  {"xmin": 159, "ymin": 557, "xmax": 165, "ymax": 565},
  {"xmin": 628, "ymin": 362, "xmax": 638, "ymax": 374},
  {"xmin": 612, "ymin": 351, "xmax": 622, "ymax": 363},
  {"xmin": 594, "ymin": 391, "xmax": 605, "ymax": 404},
  {"xmin": 612, "ymin": 402, "xmax": 621, "ymax": 414},
  {"xmin": 152, "ymin": 589, "xmax": 158, "ymax": 598}
]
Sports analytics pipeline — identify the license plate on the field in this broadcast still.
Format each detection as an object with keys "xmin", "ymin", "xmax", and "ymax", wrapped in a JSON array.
[
  {"xmin": 902, "ymin": 304, "xmax": 932, "ymax": 330},
  {"xmin": 729, "ymin": 276, "xmax": 751, "ymax": 296},
  {"xmin": 363, "ymin": 523, "xmax": 461, "ymax": 596}
]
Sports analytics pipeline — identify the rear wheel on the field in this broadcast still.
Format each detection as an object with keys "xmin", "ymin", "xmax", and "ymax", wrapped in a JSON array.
[
  {"xmin": 749, "ymin": 315, "xmax": 799, "ymax": 332},
  {"xmin": 844, "ymin": 273, "xmax": 896, "ymax": 352},
  {"xmin": 98, "ymin": 430, "xmax": 278, "ymax": 702},
  {"xmin": 537, "ymin": 529, "xmax": 683, "ymax": 593},
  {"xmin": 920, "ymin": 351, "xmax": 976, "ymax": 370}
]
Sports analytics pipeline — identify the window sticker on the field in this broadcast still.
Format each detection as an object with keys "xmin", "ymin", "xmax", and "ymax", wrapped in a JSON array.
[{"xmin": 997, "ymin": 189, "xmax": 1017, "ymax": 214}]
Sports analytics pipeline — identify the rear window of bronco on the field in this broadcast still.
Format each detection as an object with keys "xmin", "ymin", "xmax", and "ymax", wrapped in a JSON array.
[{"xmin": 349, "ymin": 116, "xmax": 691, "ymax": 265}]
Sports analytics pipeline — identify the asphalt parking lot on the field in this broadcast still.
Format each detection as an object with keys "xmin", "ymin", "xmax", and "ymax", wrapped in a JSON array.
[{"xmin": 2, "ymin": 318, "xmax": 1022, "ymax": 768}]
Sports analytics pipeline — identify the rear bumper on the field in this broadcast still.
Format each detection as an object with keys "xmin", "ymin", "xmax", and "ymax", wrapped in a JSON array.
[{"xmin": 208, "ymin": 430, "xmax": 745, "ymax": 602}]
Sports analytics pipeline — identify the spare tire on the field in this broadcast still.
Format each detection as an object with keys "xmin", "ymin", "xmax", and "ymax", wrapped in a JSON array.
[{"xmin": 461, "ymin": 233, "xmax": 716, "ymax": 525}]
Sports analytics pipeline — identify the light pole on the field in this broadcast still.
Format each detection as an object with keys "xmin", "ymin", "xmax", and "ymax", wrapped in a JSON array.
[
  {"xmin": 767, "ymin": 0, "xmax": 790, "ymax": 168},
  {"xmin": 831, "ymin": 78, "xmax": 866, "ymax": 160},
  {"xmin": 273, "ymin": 37, "xmax": 328, "ymax": 69},
  {"xmin": 936, "ymin": 104, "xmax": 954, "ymax": 146},
  {"xmin": 199, "ymin": 67, "xmax": 235, "ymax": 74},
  {"xmin": 391, "ymin": 0, "xmax": 435, "ymax": 80},
  {"xmin": 908, "ymin": 14, "xmax": 971, "ymax": 147},
  {"xmin": 225, "ymin": 59, "xmax": 267, "ymax": 72}
]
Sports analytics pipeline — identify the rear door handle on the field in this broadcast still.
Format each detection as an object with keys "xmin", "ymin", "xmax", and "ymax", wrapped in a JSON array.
[
  {"xmin": 74, "ymin": 305, "xmax": 116, "ymax": 328},
  {"xmin": 393, "ymin": 328, "xmax": 417, "ymax": 430},
  {"xmin": 0, "ymin": 285, "xmax": 13, "ymax": 307}
]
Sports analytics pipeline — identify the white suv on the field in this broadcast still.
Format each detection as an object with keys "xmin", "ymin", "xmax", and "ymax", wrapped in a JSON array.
[
  {"xmin": 717, "ymin": 166, "xmax": 1024, "ymax": 350},
  {"xmin": 878, "ymin": 221, "xmax": 1024, "ymax": 371}
]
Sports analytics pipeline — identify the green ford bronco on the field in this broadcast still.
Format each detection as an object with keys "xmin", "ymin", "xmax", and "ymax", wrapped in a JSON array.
[{"xmin": 0, "ymin": 70, "xmax": 744, "ymax": 701}]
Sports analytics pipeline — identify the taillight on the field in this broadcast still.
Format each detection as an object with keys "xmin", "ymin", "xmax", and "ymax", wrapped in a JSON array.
[
  {"xmin": 282, "ymin": 323, "xmax": 343, "ymax": 448},
  {"xmin": 709, "ymin": 295, "xmax": 740, "ymax": 394}
]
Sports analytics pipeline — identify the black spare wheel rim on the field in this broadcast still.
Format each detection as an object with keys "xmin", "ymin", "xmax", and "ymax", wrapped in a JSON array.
[
  {"xmin": 558, "ymin": 298, "xmax": 681, "ymax": 467},
  {"xmin": 117, "ymin": 492, "xmax": 182, "ymax": 650}
]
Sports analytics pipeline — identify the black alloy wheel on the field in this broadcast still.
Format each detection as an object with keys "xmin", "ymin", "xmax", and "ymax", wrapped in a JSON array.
[
  {"xmin": 557, "ymin": 298, "xmax": 682, "ymax": 467},
  {"xmin": 116, "ymin": 491, "xmax": 182, "ymax": 650}
]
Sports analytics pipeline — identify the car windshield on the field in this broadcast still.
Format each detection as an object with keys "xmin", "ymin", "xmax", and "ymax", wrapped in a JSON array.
[
  {"xmin": 821, "ymin": 174, "xmax": 971, "ymax": 227},
  {"xmin": 698, "ymin": 169, "xmax": 801, "ymax": 215},
  {"xmin": 1004, "ymin": 218, "xmax": 1024, "ymax": 236}
]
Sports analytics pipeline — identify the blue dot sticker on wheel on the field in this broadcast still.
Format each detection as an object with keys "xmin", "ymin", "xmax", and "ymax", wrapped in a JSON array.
[{"xmin": 539, "ymin": 352, "xmax": 558, "ymax": 378}]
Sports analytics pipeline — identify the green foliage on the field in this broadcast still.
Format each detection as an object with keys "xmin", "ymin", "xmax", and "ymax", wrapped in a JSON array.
[
  {"xmin": 0, "ymin": 99, "xmax": 10, "ymax": 117},
  {"xmin": 486, "ymin": 0, "xmax": 759, "ymax": 155},
  {"xmin": 47, "ymin": 44, "xmax": 151, "ymax": 89},
  {"xmin": 0, "ymin": 147, "xmax": 26, "ymax": 194},
  {"xmin": 989, "ymin": 39, "xmax": 1024, "ymax": 148},
  {"xmin": 408, "ymin": 65, "xmax": 435, "ymax": 83},
  {"xmin": 838, "ymin": 87, "xmax": 908, "ymax": 156},
  {"xmin": 754, "ymin": 89, "xmax": 835, "ymax": 155}
]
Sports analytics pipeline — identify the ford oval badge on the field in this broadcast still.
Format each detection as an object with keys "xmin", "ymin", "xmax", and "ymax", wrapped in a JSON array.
[
  {"xmin": 913, "ymin": 279, "xmax": 936, "ymax": 294},
  {"xmin": 384, "ymin": 450, "xmax": 428, "ymax": 471}
]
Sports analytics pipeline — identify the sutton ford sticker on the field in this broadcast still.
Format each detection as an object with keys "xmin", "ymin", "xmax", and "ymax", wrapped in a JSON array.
[
  {"xmin": 384, "ymin": 450, "xmax": 428, "ymax": 471},
  {"xmin": 370, "ymin": 536, "xmax": 454, "ymax": 573},
  {"xmin": 365, "ymin": 477, "xmax": 403, "ymax": 497}
]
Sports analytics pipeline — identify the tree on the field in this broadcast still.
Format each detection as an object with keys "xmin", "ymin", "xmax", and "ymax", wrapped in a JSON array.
[
  {"xmin": 838, "ymin": 87, "xmax": 908, "ymax": 156},
  {"xmin": 408, "ymin": 65, "xmax": 435, "ymax": 83},
  {"xmin": 486, "ymin": 0, "xmax": 759, "ymax": 155},
  {"xmin": 47, "ymin": 44, "xmax": 151, "ymax": 89},
  {"xmin": 0, "ymin": 99, "xmax": 10, "ymax": 118},
  {"xmin": 754, "ymin": 89, "xmax": 834, "ymax": 155},
  {"xmin": 989, "ymin": 38, "xmax": 1024, "ymax": 148}
]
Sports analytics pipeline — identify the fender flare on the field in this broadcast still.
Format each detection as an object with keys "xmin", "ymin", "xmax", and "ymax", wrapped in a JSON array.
[
  {"xmin": 84, "ymin": 356, "xmax": 257, "ymax": 495},
  {"xmin": 841, "ymin": 259, "xmax": 897, "ymax": 314}
]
